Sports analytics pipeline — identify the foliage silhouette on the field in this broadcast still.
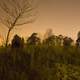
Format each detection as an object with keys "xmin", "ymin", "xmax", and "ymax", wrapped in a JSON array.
[
  {"xmin": 27, "ymin": 33, "xmax": 41, "ymax": 45},
  {"xmin": 63, "ymin": 37, "xmax": 73, "ymax": 47},
  {"xmin": 76, "ymin": 31, "xmax": 80, "ymax": 47},
  {"xmin": 11, "ymin": 34, "xmax": 24, "ymax": 48}
]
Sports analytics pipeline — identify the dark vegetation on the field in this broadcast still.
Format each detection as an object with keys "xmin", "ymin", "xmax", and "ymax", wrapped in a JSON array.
[
  {"xmin": 0, "ymin": 31, "xmax": 80, "ymax": 80},
  {"xmin": 0, "ymin": 0, "xmax": 80, "ymax": 79}
]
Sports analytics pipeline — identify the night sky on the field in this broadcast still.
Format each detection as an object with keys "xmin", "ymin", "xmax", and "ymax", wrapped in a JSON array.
[{"xmin": 0, "ymin": 0, "xmax": 80, "ymax": 40}]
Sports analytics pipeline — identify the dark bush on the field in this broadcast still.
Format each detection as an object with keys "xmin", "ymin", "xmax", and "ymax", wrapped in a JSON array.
[{"xmin": 11, "ymin": 35, "xmax": 24, "ymax": 48}]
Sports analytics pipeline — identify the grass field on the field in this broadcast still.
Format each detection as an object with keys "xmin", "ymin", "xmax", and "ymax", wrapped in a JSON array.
[{"xmin": 0, "ymin": 45, "xmax": 80, "ymax": 80}]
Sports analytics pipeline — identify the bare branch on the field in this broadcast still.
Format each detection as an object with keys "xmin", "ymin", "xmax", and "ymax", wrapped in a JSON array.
[
  {"xmin": 0, "ymin": 0, "xmax": 36, "ymax": 28},
  {"xmin": 0, "ymin": 0, "xmax": 37, "ymax": 46}
]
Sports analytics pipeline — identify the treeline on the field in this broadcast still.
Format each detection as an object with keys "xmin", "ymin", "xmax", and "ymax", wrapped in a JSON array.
[
  {"xmin": 7, "ymin": 31, "xmax": 80, "ymax": 48},
  {"xmin": 0, "ymin": 31, "xmax": 80, "ymax": 80}
]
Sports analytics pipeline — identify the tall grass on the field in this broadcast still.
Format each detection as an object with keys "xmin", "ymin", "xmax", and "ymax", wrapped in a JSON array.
[{"xmin": 0, "ymin": 44, "xmax": 80, "ymax": 80}]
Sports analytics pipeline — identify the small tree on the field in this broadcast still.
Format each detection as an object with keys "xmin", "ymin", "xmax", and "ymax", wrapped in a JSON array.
[
  {"xmin": 27, "ymin": 33, "xmax": 41, "ymax": 45},
  {"xmin": 11, "ymin": 34, "xmax": 24, "ymax": 48},
  {"xmin": 63, "ymin": 37, "xmax": 73, "ymax": 47},
  {"xmin": 44, "ymin": 29, "xmax": 53, "ymax": 39},
  {"xmin": 0, "ymin": 0, "xmax": 36, "ymax": 47},
  {"xmin": 43, "ymin": 35, "xmax": 56, "ymax": 46},
  {"xmin": 76, "ymin": 31, "xmax": 80, "ymax": 47},
  {"xmin": 55, "ymin": 35, "xmax": 63, "ymax": 46}
]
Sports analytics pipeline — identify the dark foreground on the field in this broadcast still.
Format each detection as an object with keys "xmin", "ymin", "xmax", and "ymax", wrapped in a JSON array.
[{"xmin": 0, "ymin": 45, "xmax": 80, "ymax": 80}]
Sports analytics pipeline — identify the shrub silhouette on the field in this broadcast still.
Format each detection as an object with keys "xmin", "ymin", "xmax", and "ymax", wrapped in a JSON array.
[
  {"xmin": 43, "ymin": 35, "xmax": 56, "ymax": 46},
  {"xmin": 63, "ymin": 37, "xmax": 73, "ymax": 47},
  {"xmin": 27, "ymin": 33, "xmax": 41, "ymax": 45},
  {"xmin": 76, "ymin": 31, "xmax": 80, "ymax": 47},
  {"xmin": 11, "ymin": 35, "xmax": 24, "ymax": 48}
]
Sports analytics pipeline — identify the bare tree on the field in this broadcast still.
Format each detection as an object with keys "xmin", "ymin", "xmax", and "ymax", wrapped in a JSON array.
[{"xmin": 0, "ymin": 0, "xmax": 36, "ymax": 47}]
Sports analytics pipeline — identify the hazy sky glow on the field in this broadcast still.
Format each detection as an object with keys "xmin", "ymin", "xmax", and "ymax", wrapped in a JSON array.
[{"xmin": 0, "ymin": 0, "xmax": 80, "ymax": 40}]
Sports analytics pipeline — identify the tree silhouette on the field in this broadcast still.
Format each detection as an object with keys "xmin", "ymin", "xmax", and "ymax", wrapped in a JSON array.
[
  {"xmin": 11, "ymin": 34, "xmax": 24, "ymax": 48},
  {"xmin": 43, "ymin": 35, "xmax": 56, "ymax": 46},
  {"xmin": 0, "ymin": 0, "xmax": 36, "ymax": 47},
  {"xmin": 43, "ymin": 29, "xmax": 56, "ymax": 46},
  {"xmin": 76, "ymin": 31, "xmax": 80, "ymax": 47},
  {"xmin": 55, "ymin": 35, "xmax": 63, "ymax": 46},
  {"xmin": 44, "ymin": 29, "xmax": 53, "ymax": 39},
  {"xmin": 27, "ymin": 33, "xmax": 41, "ymax": 45},
  {"xmin": 63, "ymin": 37, "xmax": 73, "ymax": 47}
]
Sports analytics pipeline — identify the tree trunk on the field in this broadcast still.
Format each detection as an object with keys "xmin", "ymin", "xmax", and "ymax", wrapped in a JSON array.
[{"xmin": 5, "ymin": 28, "xmax": 12, "ymax": 47}]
